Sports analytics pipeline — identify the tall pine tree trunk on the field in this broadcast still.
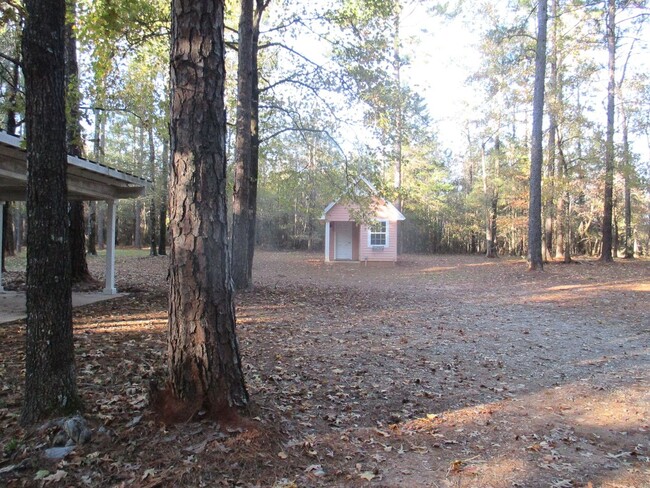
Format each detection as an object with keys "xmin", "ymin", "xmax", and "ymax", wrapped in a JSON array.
[
  {"xmin": 246, "ymin": 0, "xmax": 269, "ymax": 284},
  {"xmin": 65, "ymin": 0, "xmax": 92, "ymax": 283},
  {"xmin": 528, "ymin": 0, "xmax": 548, "ymax": 271},
  {"xmin": 98, "ymin": 204, "xmax": 105, "ymax": 249},
  {"xmin": 231, "ymin": 0, "xmax": 254, "ymax": 290},
  {"xmin": 21, "ymin": 0, "xmax": 80, "ymax": 424},
  {"xmin": 163, "ymin": 0, "xmax": 248, "ymax": 418},
  {"xmin": 600, "ymin": 0, "xmax": 616, "ymax": 262},
  {"xmin": 621, "ymin": 105, "xmax": 633, "ymax": 258}
]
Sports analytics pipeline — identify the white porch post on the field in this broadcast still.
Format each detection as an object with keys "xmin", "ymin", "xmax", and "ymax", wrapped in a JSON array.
[
  {"xmin": 0, "ymin": 201, "xmax": 4, "ymax": 292},
  {"xmin": 324, "ymin": 221, "xmax": 330, "ymax": 262},
  {"xmin": 103, "ymin": 199, "xmax": 117, "ymax": 294}
]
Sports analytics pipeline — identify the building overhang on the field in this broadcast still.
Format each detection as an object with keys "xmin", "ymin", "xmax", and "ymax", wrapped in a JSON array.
[{"xmin": 0, "ymin": 131, "xmax": 149, "ymax": 201}]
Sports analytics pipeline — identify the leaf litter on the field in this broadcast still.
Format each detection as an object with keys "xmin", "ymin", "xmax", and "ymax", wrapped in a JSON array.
[{"xmin": 0, "ymin": 251, "xmax": 648, "ymax": 487}]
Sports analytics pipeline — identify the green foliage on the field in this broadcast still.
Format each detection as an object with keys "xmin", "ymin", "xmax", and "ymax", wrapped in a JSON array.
[{"xmin": 3, "ymin": 437, "xmax": 19, "ymax": 456}]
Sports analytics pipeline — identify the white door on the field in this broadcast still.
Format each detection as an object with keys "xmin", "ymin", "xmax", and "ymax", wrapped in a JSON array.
[{"xmin": 335, "ymin": 222, "xmax": 353, "ymax": 260}]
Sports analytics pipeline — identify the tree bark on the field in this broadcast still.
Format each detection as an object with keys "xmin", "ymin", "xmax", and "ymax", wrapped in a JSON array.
[
  {"xmin": 528, "ymin": 0, "xmax": 548, "ymax": 271},
  {"xmin": 69, "ymin": 202, "xmax": 91, "ymax": 282},
  {"xmin": 544, "ymin": 0, "xmax": 558, "ymax": 262},
  {"xmin": 87, "ymin": 202, "xmax": 97, "ymax": 256},
  {"xmin": 166, "ymin": 0, "xmax": 248, "ymax": 415},
  {"xmin": 231, "ymin": 0, "xmax": 255, "ymax": 290},
  {"xmin": 4, "ymin": 205, "xmax": 15, "ymax": 257},
  {"xmin": 21, "ymin": 0, "xmax": 80, "ymax": 424},
  {"xmin": 97, "ymin": 204, "xmax": 105, "ymax": 249},
  {"xmin": 65, "ymin": 0, "xmax": 92, "ymax": 283},
  {"xmin": 14, "ymin": 206, "xmax": 23, "ymax": 253},
  {"xmin": 600, "ymin": 0, "xmax": 615, "ymax": 262}
]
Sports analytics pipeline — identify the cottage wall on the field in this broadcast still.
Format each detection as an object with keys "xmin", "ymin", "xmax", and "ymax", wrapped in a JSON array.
[
  {"xmin": 359, "ymin": 221, "xmax": 398, "ymax": 262},
  {"xmin": 326, "ymin": 203, "xmax": 353, "ymax": 221}
]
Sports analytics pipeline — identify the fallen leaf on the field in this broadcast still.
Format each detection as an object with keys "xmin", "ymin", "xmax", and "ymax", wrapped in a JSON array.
[
  {"xmin": 43, "ymin": 470, "xmax": 67, "ymax": 482},
  {"xmin": 141, "ymin": 468, "xmax": 155, "ymax": 481},
  {"xmin": 304, "ymin": 464, "xmax": 325, "ymax": 477},
  {"xmin": 126, "ymin": 415, "xmax": 142, "ymax": 428},
  {"xmin": 359, "ymin": 471, "xmax": 375, "ymax": 481},
  {"xmin": 449, "ymin": 460, "xmax": 463, "ymax": 473},
  {"xmin": 34, "ymin": 470, "xmax": 50, "ymax": 480},
  {"xmin": 183, "ymin": 440, "xmax": 208, "ymax": 454},
  {"xmin": 606, "ymin": 451, "xmax": 631, "ymax": 459}
]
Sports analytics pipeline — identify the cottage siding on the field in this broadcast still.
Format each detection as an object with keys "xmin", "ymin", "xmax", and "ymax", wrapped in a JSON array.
[
  {"xmin": 326, "ymin": 203, "xmax": 352, "ymax": 221},
  {"xmin": 359, "ymin": 221, "xmax": 398, "ymax": 262}
]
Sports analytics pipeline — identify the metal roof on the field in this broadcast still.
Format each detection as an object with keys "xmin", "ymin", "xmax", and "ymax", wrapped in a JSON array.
[{"xmin": 0, "ymin": 131, "xmax": 149, "ymax": 201}]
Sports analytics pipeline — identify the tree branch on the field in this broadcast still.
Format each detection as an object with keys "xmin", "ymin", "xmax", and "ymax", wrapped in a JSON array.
[
  {"xmin": 0, "ymin": 51, "xmax": 22, "ymax": 67},
  {"xmin": 258, "ymin": 41, "xmax": 322, "ymax": 68}
]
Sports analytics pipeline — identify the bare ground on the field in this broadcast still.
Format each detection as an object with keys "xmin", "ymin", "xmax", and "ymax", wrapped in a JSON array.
[{"xmin": 0, "ymin": 251, "xmax": 648, "ymax": 487}]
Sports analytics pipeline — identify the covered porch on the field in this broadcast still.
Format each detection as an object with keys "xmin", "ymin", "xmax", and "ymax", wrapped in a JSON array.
[
  {"xmin": 0, "ymin": 130, "xmax": 149, "ymax": 294},
  {"xmin": 324, "ymin": 220, "xmax": 361, "ymax": 262}
]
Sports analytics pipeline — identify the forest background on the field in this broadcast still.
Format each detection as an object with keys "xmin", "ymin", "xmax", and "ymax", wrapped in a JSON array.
[{"xmin": 1, "ymin": 0, "xmax": 649, "ymax": 261}]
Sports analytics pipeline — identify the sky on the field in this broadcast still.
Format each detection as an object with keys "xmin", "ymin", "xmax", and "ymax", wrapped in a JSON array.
[
  {"xmin": 285, "ymin": 1, "xmax": 650, "ymax": 170},
  {"xmin": 400, "ymin": 5, "xmax": 482, "ymax": 152}
]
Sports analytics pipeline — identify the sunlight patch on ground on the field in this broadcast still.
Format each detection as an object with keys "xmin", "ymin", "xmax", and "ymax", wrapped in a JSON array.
[
  {"xmin": 569, "ymin": 386, "xmax": 650, "ymax": 431},
  {"xmin": 465, "ymin": 456, "xmax": 529, "ymax": 486},
  {"xmin": 76, "ymin": 313, "xmax": 166, "ymax": 334},
  {"xmin": 545, "ymin": 282, "xmax": 650, "ymax": 293},
  {"xmin": 524, "ymin": 280, "xmax": 650, "ymax": 305},
  {"xmin": 462, "ymin": 261, "xmax": 503, "ymax": 267},
  {"xmin": 420, "ymin": 265, "xmax": 456, "ymax": 273}
]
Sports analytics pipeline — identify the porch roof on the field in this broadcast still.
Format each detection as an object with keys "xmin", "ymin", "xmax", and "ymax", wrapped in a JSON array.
[{"xmin": 0, "ymin": 131, "xmax": 149, "ymax": 201}]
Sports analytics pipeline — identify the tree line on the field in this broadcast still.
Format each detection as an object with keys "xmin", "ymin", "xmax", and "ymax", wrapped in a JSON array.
[{"xmin": 2, "ymin": 1, "xmax": 648, "ymax": 272}]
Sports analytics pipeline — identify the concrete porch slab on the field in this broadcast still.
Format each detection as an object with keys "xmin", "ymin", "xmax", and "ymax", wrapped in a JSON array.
[{"xmin": 0, "ymin": 291, "xmax": 126, "ymax": 325}]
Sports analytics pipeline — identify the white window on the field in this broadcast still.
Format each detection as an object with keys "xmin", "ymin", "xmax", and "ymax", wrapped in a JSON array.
[{"xmin": 368, "ymin": 220, "xmax": 388, "ymax": 247}]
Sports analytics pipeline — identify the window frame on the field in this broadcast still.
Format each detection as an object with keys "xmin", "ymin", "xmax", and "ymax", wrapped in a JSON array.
[{"xmin": 368, "ymin": 219, "xmax": 388, "ymax": 247}]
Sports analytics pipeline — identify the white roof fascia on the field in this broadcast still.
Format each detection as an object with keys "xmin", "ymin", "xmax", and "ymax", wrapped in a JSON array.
[{"xmin": 320, "ymin": 201, "xmax": 336, "ymax": 220}]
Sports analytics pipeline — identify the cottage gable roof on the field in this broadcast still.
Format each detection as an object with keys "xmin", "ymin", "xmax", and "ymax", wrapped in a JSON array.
[{"xmin": 321, "ymin": 176, "xmax": 405, "ymax": 221}]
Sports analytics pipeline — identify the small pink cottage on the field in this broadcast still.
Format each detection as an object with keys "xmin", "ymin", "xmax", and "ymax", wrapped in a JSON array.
[{"xmin": 321, "ymin": 176, "xmax": 405, "ymax": 263}]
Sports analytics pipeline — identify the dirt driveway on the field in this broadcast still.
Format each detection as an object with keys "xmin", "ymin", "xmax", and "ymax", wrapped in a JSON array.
[{"xmin": 0, "ymin": 251, "xmax": 648, "ymax": 487}]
